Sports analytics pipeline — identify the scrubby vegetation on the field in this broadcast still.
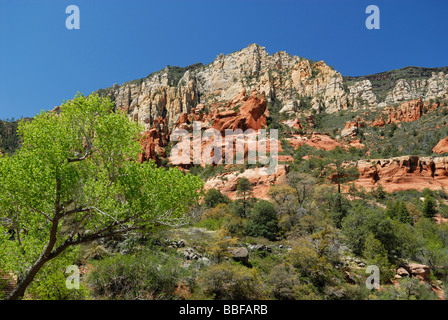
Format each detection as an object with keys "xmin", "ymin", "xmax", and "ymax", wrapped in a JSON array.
[{"xmin": 11, "ymin": 148, "xmax": 446, "ymax": 301}]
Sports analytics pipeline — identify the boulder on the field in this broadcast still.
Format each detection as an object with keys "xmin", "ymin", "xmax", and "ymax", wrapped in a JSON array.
[
  {"xmin": 433, "ymin": 137, "xmax": 448, "ymax": 154},
  {"xmin": 397, "ymin": 267, "xmax": 410, "ymax": 277},
  {"xmin": 406, "ymin": 263, "xmax": 431, "ymax": 282},
  {"xmin": 228, "ymin": 247, "xmax": 249, "ymax": 265}
]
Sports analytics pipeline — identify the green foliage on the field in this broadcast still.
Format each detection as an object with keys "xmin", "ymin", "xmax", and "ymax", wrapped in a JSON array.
[
  {"xmin": 0, "ymin": 93, "xmax": 203, "ymax": 299},
  {"xmin": 422, "ymin": 194, "xmax": 437, "ymax": 219},
  {"xmin": 375, "ymin": 278, "xmax": 438, "ymax": 300},
  {"xmin": 363, "ymin": 234, "xmax": 394, "ymax": 283},
  {"xmin": 287, "ymin": 236, "xmax": 336, "ymax": 290},
  {"xmin": 205, "ymin": 229, "xmax": 238, "ymax": 262},
  {"xmin": 386, "ymin": 200, "xmax": 414, "ymax": 224},
  {"xmin": 87, "ymin": 249, "xmax": 187, "ymax": 299},
  {"xmin": 26, "ymin": 248, "xmax": 90, "ymax": 300},
  {"xmin": 341, "ymin": 203, "xmax": 418, "ymax": 260},
  {"xmin": 266, "ymin": 263, "xmax": 314, "ymax": 300},
  {"xmin": 197, "ymin": 262, "xmax": 261, "ymax": 300},
  {"xmin": 203, "ymin": 188, "xmax": 230, "ymax": 209},
  {"xmin": 246, "ymin": 200, "xmax": 278, "ymax": 241},
  {"xmin": 236, "ymin": 177, "xmax": 253, "ymax": 218}
]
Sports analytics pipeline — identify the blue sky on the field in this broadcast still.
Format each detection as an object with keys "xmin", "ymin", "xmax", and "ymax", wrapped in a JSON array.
[{"xmin": 0, "ymin": 0, "xmax": 447, "ymax": 120}]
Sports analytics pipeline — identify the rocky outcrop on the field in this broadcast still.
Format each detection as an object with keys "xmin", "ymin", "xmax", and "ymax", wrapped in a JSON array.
[
  {"xmin": 212, "ymin": 90, "xmax": 267, "ymax": 134},
  {"xmin": 384, "ymin": 98, "xmax": 424, "ymax": 124},
  {"xmin": 96, "ymin": 44, "xmax": 351, "ymax": 132},
  {"xmin": 347, "ymin": 79, "xmax": 377, "ymax": 108},
  {"xmin": 138, "ymin": 116, "xmax": 169, "ymax": 163},
  {"xmin": 354, "ymin": 155, "xmax": 448, "ymax": 192},
  {"xmin": 396, "ymin": 263, "xmax": 431, "ymax": 282},
  {"xmin": 228, "ymin": 247, "xmax": 249, "ymax": 265},
  {"xmin": 385, "ymin": 72, "xmax": 448, "ymax": 104},
  {"xmin": 204, "ymin": 165, "xmax": 289, "ymax": 200},
  {"xmin": 433, "ymin": 137, "xmax": 448, "ymax": 154},
  {"xmin": 287, "ymin": 133, "xmax": 342, "ymax": 151},
  {"xmin": 341, "ymin": 119, "xmax": 365, "ymax": 138}
]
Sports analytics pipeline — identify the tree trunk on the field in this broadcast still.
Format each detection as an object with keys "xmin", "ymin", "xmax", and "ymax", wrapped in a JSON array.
[
  {"xmin": 7, "ymin": 200, "xmax": 60, "ymax": 300},
  {"xmin": 6, "ymin": 255, "xmax": 49, "ymax": 300}
]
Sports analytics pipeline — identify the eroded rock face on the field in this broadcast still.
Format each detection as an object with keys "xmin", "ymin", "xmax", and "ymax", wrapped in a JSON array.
[
  {"xmin": 212, "ymin": 91, "xmax": 267, "ymax": 134},
  {"xmin": 385, "ymin": 72, "xmax": 448, "ymax": 104},
  {"xmin": 354, "ymin": 155, "xmax": 448, "ymax": 192},
  {"xmin": 341, "ymin": 119, "xmax": 365, "ymax": 138},
  {"xmin": 138, "ymin": 116, "xmax": 170, "ymax": 163},
  {"xmin": 97, "ymin": 44, "xmax": 351, "ymax": 132},
  {"xmin": 348, "ymin": 79, "xmax": 377, "ymax": 108},
  {"xmin": 384, "ymin": 98, "xmax": 424, "ymax": 124},
  {"xmin": 433, "ymin": 137, "xmax": 448, "ymax": 154},
  {"xmin": 204, "ymin": 165, "xmax": 289, "ymax": 200}
]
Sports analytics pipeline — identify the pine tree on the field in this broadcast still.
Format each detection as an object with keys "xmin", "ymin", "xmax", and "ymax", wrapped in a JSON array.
[{"xmin": 422, "ymin": 194, "xmax": 437, "ymax": 219}]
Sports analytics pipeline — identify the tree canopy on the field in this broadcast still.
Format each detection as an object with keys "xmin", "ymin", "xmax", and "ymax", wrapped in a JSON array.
[{"xmin": 0, "ymin": 93, "xmax": 203, "ymax": 299}]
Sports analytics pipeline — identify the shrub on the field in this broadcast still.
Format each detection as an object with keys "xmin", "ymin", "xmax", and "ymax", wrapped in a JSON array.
[
  {"xmin": 205, "ymin": 229, "xmax": 238, "ymax": 262},
  {"xmin": 246, "ymin": 200, "xmax": 278, "ymax": 241},
  {"xmin": 203, "ymin": 189, "xmax": 230, "ymax": 209},
  {"xmin": 363, "ymin": 234, "xmax": 395, "ymax": 284},
  {"xmin": 87, "ymin": 250, "xmax": 186, "ymax": 300},
  {"xmin": 266, "ymin": 263, "xmax": 301, "ymax": 300},
  {"xmin": 196, "ymin": 203, "xmax": 231, "ymax": 230},
  {"xmin": 197, "ymin": 263, "xmax": 262, "ymax": 300},
  {"xmin": 287, "ymin": 237, "xmax": 334, "ymax": 289}
]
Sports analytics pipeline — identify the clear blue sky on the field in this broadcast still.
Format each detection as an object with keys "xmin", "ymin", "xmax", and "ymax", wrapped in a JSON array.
[{"xmin": 0, "ymin": 0, "xmax": 447, "ymax": 120}]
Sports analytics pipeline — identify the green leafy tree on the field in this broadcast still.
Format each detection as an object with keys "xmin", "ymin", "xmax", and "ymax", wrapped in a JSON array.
[
  {"xmin": 422, "ymin": 194, "xmax": 437, "ymax": 219},
  {"xmin": 386, "ymin": 200, "xmax": 414, "ymax": 225},
  {"xmin": 363, "ymin": 233, "xmax": 394, "ymax": 284},
  {"xmin": 203, "ymin": 188, "xmax": 230, "ymax": 209},
  {"xmin": 285, "ymin": 171, "xmax": 316, "ymax": 208},
  {"xmin": 0, "ymin": 93, "xmax": 203, "ymax": 300},
  {"xmin": 236, "ymin": 177, "xmax": 253, "ymax": 218},
  {"xmin": 246, "ymin": 200, "xmax": 278, "ymax": 240}
]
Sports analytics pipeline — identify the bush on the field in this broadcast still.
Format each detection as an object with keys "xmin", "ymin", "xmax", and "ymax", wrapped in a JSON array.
[
  {"xmin": 287, "ymin": 237, "xmax": 335, "ymax": 289},
  {"xmin": 341, "ymin": 204, "xmax": 418, "ymax": 260},
  {"xmin": 196, "ymin": 203, "xmax": 231, "ymax": 230},
  {"xmin": 87, "ymin": 250, "xmax": 186, "ymax": 300},
  {"xmin": 363, "ymin": 233, "xmax": 395, "ymax": 284},
  {"xmin": 197, "ymin": 263, "xmax": 262, "ymax": 300},
  {"xmin": 266, "ymin": 263, "xmax": 301, "ymax": 300},
  {"xmin": 203, "ymin": 189, "xmax": 230, "ymax": 209},
  {"xmin": 246, "ymin": 200, "xmax": 278, "ymax": 241}
]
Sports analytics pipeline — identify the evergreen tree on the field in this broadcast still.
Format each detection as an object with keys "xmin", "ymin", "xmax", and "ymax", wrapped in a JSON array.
[{"xmin": 422, "ymin": 194, "xmax": 437, "ymax": 219}]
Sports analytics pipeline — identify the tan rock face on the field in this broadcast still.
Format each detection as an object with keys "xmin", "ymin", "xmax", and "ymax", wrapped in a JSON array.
[
  {"xmin": 433, "ymin": 137, "xmax": 448, "ymax": 154},
  {"xmin": 348, "ymin": 79, "xmax": 377, "ymax": 108},
  {"xmin": 403, "ymin": 263, "xmax": 431, "ymax": 282},
  {"xmin": 354, "ymin": 155, "xmax": 448, "ymax": 192},
  {"xmin": 385, "ymin": 72, "xmax": 448, "ymax": 104},
  {"xmin": 97, "ymin": 44, "xmax": 351, "ymax": 132},
  {"xmin": 204, "ymin": 165, "xmax": 289, "ymax": 200}
]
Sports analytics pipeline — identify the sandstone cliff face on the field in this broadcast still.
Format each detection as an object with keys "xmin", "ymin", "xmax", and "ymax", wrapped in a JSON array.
[
  {"xmin": 98, "ymin": 44, "xmax": 349, "ymax": 130},
  {"xmin": 433, "ymin": 137, "xmax": 448, "ymax": 154},
  {"xmin": 354, "ymin": 155, "xmax": 448, "ymax": 192},
  {"xmin": 384, "ymin": 72, "xmax": 448, "ymax": 105},
  {"xmin": 204, "ymin": 165, "xmax": 289, "ymax": 200},
  {"xmin": 347, "ymin": 79, "xmax": 377, "ymax": 108},
  {"xmin": 96, "ymin": 44, "xmax": 448, "ymax": 133}
]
